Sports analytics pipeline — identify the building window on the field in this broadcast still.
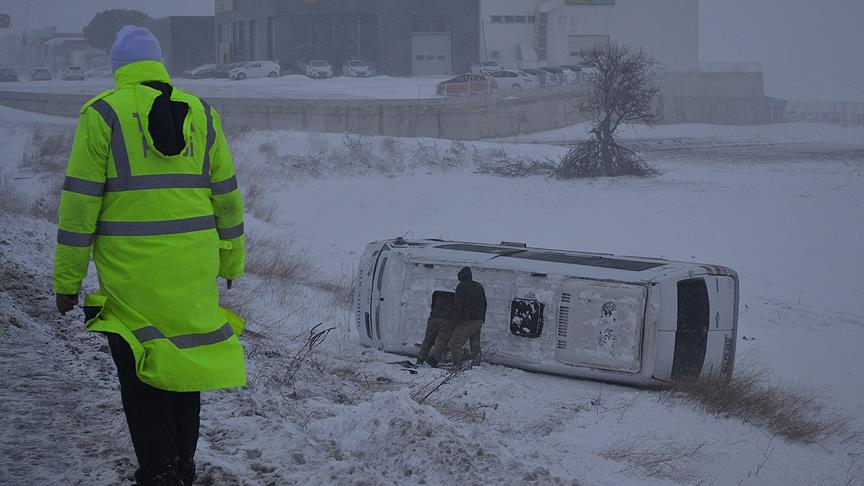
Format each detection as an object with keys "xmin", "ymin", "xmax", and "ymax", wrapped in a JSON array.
[
  {"xmin": 568, "ymin": 34, "xmax": 611, "ymax": 59},
  {"xmin": 510, "ymin": 299, "xmax": 545, "ymax": 338},
  {"xmin": 565, "ymin": 0, "xmax": 616, "ymax": 4},
  {"xmin": 536, "ymin": 13, "xmax": 548, "ymax": 61},
  {"xmin": 412, "ymin": 15, "xmax": 450, "ymax": 33},
  {"xmin": 491, "ymin": 15, "xmax": 535, "ymax": 24},
  {"xmin": 249, "ymin": 19, "xmax": 257, "ymax": 59},
  {"xmin": 266, "ymin": 17, "xmax": 274, "ymax": 60}
]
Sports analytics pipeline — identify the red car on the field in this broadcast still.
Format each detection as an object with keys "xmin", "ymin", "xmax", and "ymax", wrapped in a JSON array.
[{"xmin": 436, "ymin": 74, "xmax": 497, "ymax": 96}]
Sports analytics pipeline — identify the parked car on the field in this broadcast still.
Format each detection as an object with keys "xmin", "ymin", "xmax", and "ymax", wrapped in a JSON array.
[
  {"xmin": 212, "ymin": 62, "xmax": 246, "ymax": 79},
  {"xmin": 560, "ymin": 64, "xmax": 600, "ymax": 84},
  {"xmin": 0, "ymin": 67, "xmax": 18, "ymax": 82},
  {"xmin": 521, "ymin": 68, "xmax": 549, "ymax": 88},
  {"xmin": 556, "ymin": 66, "xmax": 582, "ymax": 85},
  {"xmin": 189, "ymin": 64, "xmax": 221, "ymax": 79},
  {"xmin": 29, "ymin": 68, "xmax": 52, "ymax": 81},
  {"xmin": 294, "ymin": 58, "xmax": 310, "ymax": 73},
  {"xmin": 470, "ymin": 61, "xmax": 502, "ymax": 74},
  {"xmin": 539, "ymin": 67, "xmax": 565, "ymax": 86},
  {"xmin": 229, "ymin": 60, "xmax": 280, "ymax": 80},
  {"xmin": 342, "ymin": 59, "xmax": 372, "ymax": 77},
  {"xmin": 580, "ymin": 65, "xmax": 600, "ymax": 82},
  {"xmin": 304, "ymin": 60, "xmax": 333, "ymax": 79},
  {"xmin": 182, "ymin": 63, "xmax": 216, "ymax": 79},
  {"xmin": 62, "ymin": 66, "xmax": 85, "ymax": 81},
  {"xmin": 84, "ymin": 66, "xmax": 112, "ymax": 79},
  {"xmin": 487, "ymin": 70, "xmax": 540, "ymax": 91},
  {"xmin": 436, "ymin": 74, "xmax": 496, "ymax": 96}
]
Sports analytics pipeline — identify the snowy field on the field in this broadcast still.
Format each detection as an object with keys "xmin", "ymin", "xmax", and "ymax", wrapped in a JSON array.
[
  {"xmin": 0, "ymin": 75, "xmax": 449, "ymax": 100},
  {"xmin": 1, "ymin": 104, "xmax": 863, "ymax": 485}
]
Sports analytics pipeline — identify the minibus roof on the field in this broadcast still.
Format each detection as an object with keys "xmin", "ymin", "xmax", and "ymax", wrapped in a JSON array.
[{"xmin": 381, "ymin": 239, "xmax": 734, "ymax": 284}]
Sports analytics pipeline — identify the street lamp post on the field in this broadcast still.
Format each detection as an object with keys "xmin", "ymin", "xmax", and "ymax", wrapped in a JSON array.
[{"xmin": 23, "ymin": 0, "xmax": 30, "ymax": 78}]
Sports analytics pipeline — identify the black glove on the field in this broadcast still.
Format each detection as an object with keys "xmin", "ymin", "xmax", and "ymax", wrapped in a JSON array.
[
  {"xmin": 56, "ymin": 294, "xmax": 78, "ymax": 315},
  {"xmin": 225, "ymin": 279, "xmax": 233, "ymax": 290}
]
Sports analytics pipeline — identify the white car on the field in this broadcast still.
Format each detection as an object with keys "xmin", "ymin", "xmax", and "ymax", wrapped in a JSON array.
[
  {"xmin": 305, "ymin": 60, "xmax": 333, "ymax": 79},
  {"xmin": 488, "ymin": 70, "xmax": 540, "ymax": 91},
  {"xmin": 62, "ymin": 66, "xmax": 85, "ymax": 81},
  {"xmin": 229, "ymin": 61, "xmax": 280, "ymax": 80},
  {"xmin": 558, "ymin": 67, "xmax": 581, "ymax": 85},
  {"xmin": 342, "ymin": 59, "xmax": 372, "ymax": 77},
  {"xmin": 471, "ymin": 61, "xmax": 502, "ymax": 74}
]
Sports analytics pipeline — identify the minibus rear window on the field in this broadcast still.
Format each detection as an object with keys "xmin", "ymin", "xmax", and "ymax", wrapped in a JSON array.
[
  {"xmin": 677, "ymin": 278, "xmax": 710, "ymax": 332},
  {"xmin": 672, "ymin": 278, "xmax": 710, "ymax": 380},
  {"xmin": 376, "ymin": 257, "xmax": 388, "ymax": 291}
]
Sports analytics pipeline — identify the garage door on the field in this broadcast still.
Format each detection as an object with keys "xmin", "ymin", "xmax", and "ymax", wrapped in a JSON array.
[{"xmin": 412, "ymin": 33, "xmax": 452, "ymax": 76}]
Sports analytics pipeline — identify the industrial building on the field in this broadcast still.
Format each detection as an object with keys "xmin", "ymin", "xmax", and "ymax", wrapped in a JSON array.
[
  {"xmin": 480, "ymin": 0, "xmax": 700, "ymax": 71},
  {"xmin": 144, "ymin": 16, "xmax": 215, "ymax": 76},
  {"xmin": 215, "ymin": 0, "xmax": 699, "ymax": 76},
  {"xmin": 214, "ymin": 0, "xmax": 480, "ymax": 76}
]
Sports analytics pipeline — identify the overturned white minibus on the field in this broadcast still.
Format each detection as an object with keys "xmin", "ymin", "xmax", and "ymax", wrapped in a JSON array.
[{"xmin": 356, "ymin": 238, "xmax": 739, "ymax": 386}]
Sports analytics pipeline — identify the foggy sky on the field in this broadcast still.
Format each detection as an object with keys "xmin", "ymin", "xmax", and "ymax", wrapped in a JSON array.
[{"xmin": 1, "ymin": 0, "xmax": 862, "ymax": 101}]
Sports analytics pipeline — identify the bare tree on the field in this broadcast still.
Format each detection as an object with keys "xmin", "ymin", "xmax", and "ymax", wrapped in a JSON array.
[{"xmin": 557, "ymin": 43, "xmax": 659, "ymax": 178}]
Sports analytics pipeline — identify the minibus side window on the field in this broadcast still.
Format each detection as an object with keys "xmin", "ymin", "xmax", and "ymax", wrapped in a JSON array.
[{"xmin": 510, "ymin": 299, "xmax": 544, "ymax": 338}]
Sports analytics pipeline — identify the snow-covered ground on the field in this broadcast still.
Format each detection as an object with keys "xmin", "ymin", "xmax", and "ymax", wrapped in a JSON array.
[
  {"xmin": 1, "ymin": 105, "xmax": 863, "ymax": 485},
  {"xmin": 0, "ymin": 75, "xmax": 449, "ymax": 100},
  {"xmin": 501, "ymin": 120, "xmax": 864, "ymax": 146}
]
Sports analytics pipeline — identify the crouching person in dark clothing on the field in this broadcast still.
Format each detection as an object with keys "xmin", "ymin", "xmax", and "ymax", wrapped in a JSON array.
[
  {"xmin": 428, "ymin": 267, "xmax": 487, "ymax": 371},
  {"xmin": 417, "ymin": 291, "xmax": 454, "ymax": 365}
]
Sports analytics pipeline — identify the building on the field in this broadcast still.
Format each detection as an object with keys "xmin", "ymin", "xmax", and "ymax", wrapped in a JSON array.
[
  {"xmin": 38, "ymin": 34, "xmax": 105, "ymax": 72},
  {"xmin": 145, "ymin": 16, "xmax": 215, "ymax": 75},
  {"xmin": 481, "ymin": 0, "xmax": 700, "ymax": 71},
  {"xmin": 214, "ymin": 0, "xmax": 480, "ymax": 76},
  {"xmin": 0, "ymin": 26, "xmax": 101, "ymax": 74}
]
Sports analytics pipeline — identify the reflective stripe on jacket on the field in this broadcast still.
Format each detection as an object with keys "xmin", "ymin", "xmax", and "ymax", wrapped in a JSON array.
[{"xmin": 53, "ymin": 60, "xmax": 246, "ymax": 392}]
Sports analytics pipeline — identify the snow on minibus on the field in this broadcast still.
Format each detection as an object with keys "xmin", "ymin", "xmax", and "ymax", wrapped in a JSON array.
[{"xmin": 356, "ymin": 238, "xmax": 739, "ymax": 386}]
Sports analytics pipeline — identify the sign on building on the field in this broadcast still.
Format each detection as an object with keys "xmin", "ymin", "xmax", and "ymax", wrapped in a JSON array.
[{"xmin": 215, "ymin": 0, "xmax": 234, "ymax": 14}]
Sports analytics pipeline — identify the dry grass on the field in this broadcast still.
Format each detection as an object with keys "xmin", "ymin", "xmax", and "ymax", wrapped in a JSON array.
[
  {"xmin": 245, "ymin": 236, "xmax": 317, "ymax": 286},
  {"xmin": 315, "ymin": 273, "xmax": 356, "ymax": 309},
  {"xmin": 557, "ymin": 139, "xmax": 657, "ymax": 179},
  {"xmin": 19, "ymin": 128, "xmax": 73, "ymax": 173},
  {"xmin": 603, "ymin": 438, "xmax": 705, "ymax": 482},
  {"xmin": 0, "ymin": 171, "xmax": 61, "ymax": 222},
  {"xmin": 475, "ymin": 156, "xmax": 557, "ymax": 178},
  {"xmin": 243, "ymin": 184, "xmax": 278, "ymax": 223},
  {"xmin": 257, "ymin": 141, "xmax": 277, "ymax": 159},
  {"xmin": 660, "ymin": 368, "xmax": 851, "ymax": 443}
]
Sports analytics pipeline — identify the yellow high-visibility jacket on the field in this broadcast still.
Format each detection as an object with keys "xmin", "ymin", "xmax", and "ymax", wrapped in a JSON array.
[{"xmin": 53, "ymin": 60, "xmax": 246, "ymax": 392}]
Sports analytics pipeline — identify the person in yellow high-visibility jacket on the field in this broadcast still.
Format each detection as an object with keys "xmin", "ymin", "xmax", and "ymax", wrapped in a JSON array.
[{"xmin": 53, "ymin": 26, "xmax": 246, "ymax": 486}]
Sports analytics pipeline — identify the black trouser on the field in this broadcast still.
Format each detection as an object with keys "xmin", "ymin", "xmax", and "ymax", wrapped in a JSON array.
[{"xmin": 107, "ymin": 333, "xmax": 200, "ymax": 485}]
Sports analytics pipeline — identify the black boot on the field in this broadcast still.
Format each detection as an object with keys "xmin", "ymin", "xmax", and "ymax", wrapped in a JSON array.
[
  {"xmin": 177, "ymin": 457, "xmax": 196, "ymax": 486},
  {"xmin": 135, "ymin": 462, "xmax": 183, "ymax": 486}
]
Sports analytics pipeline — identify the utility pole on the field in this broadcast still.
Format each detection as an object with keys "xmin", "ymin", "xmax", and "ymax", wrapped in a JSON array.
[{"xmin": 23, "ymin": 0, "xmax": 30, "ymax": 77}]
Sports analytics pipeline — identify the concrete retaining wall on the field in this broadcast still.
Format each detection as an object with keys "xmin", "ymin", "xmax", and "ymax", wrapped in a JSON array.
[
  {"xmin": 0, "ymin": 88, "xmax": 592, "ymax": 140},
  {"xmin": 657, "ymin": 71, "xmax": 774, "ymax": 125},
  {"xmin": 785, "ymin": 100, "xmax": 864, "ymax": 127},
  {"xmin": 0, "ymin": 72, "xmax": 776, "ymax": 138}
]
